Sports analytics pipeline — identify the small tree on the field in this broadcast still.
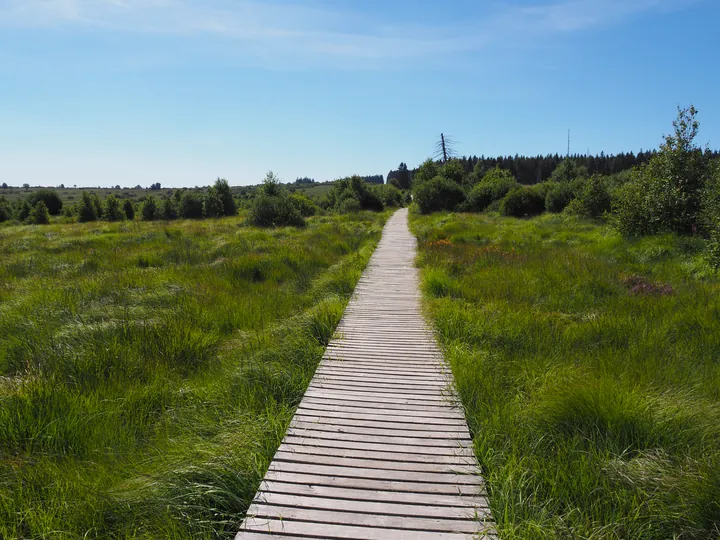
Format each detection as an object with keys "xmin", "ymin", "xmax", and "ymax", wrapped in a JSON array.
[
  {"xmin": 214, "ymin": 178, "xmax": 237, "ymax": 216},
  {"xmin": 142, "ymin": 197, "xmax": 159, "ymax": 221},
  {"xmin": 551, "ymin": 159, "xmax": 589, "ymax": 183},
  {"xmin": 179, "ymin": 191, "xmax": 204, "ymax": 219},
  {"xmin": 123, "ymin": 199, "xmax": 135, "ymax": 220},
  {"xmin": 204, "ymin": 187, "xmax": 224, "ymax": 218},
  {"xmin": 29, "ymin": 200, "xmax": 50, "ymax": 224},
  {"xmin": 612, "ymin": 106, "xmax": 710, "ymax": 235},
  {"xmin": 161, "ymin": 197, "xmax": 178, "ymax": 220},
  {"xmin": 396, "ymin": 163, "xmax": 411, "ymax": 189},
  {"xmin": 77, "ymin": 192, "xmax": 98, "ymax": 222},
  {"xmin": 0, "ymin": 195, "xmax": 13, "ymax": 222},
  {"xmin": 28, "ymin": 189, "xmax": 63, "ymax": 215},
  {"xmin": 103, "ymin": 194, "xmax": 125, "ymax": 221}
]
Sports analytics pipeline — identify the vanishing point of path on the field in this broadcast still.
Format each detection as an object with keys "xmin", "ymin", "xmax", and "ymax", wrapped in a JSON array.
[{"xmin": 236, "ymin": 209, "xmax": 495, "ymax": 539}]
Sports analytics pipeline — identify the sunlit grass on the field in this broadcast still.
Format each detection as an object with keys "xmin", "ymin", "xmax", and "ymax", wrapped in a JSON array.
[
  {"xmin": 411, "ymin": 211, "xmax": 720, "ymax": 539},
  {"xmin": 0, "ymin": 211, "xmax": 387, "ymax": 539}
]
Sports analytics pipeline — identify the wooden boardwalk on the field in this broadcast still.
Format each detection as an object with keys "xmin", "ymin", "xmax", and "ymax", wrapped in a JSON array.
[{"xmin": 236, "ymin": 208, "xmax": 495, "ymax": 539}]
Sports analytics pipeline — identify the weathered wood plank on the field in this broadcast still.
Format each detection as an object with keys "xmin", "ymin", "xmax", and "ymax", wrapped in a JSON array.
[
  {"xmin": 251, "ymin": 492, "xmax": 490, "ymax": 519},
  {"xmin": 246, "ymin": 504, "xmax": 482, "ymax": 533}
]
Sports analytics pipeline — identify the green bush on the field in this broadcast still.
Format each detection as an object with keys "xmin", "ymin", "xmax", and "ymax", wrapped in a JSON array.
[
  {"xmin": 414, "ymin": 175, "xmax": 466, "ymax": 214},
  {"xmin": 123, "ymin": 199, "xmax": 135, "ymax": 220},
  {"xmin": 545, "ymin": 181, "xmax": 574, "ymax": 212},
  {"xmin": 103, "ymin": 195, "xmax": 124, "ymax": 221},
  {"xmin": 500, "ymin": 185, "xmax": 546, "ymax": 217},
  {"xmin": 77, "ymin": 192, "xmax": 98, "ymax": 223},
  {"xmin": 0, "ymin": 196, "xmax": 12, "ymax": 222},
  {"xmin": 338, "ymin": 197, "xmax": 361, "ymax": 213},
  {"xmin": 214, "ymin": 178, "xmax": 237, "ymax": 216},
  {"xmin": 179, "ymin": 192, "xmax": 204, "ymax": 219},
  {"xmin": 141, "ymin": 197, "xmax": 159, "ymax": 221},
  {"xmin": 161, "ymin": 197, "xmax": 178, "ymax": 220},
  {"xmin": 15, "ymin": 200, "xmax": 31, "ymax": 221},
  {"xmin": 251, "ymin": 194, "xmax": 305, "ymax": 227},
  {"xmin": 551, "ymin": 158, "xmax": 589, "ymax": 183},
  {"xmin": 324, "ymin": 176, "xmax": 385, "ymax": 213},
  {"xmin": 29, "ymin": 200, "xmax": 50, "ymax": 225},
  {"xmin": 439, "ymin": 159, "xmax": 466, "ymax": 184},
  {"xmin": 467, "ymin": 167, "xmax": 517, "ymax": 211},
  {"xmin": 249, "ymin": 172, "xmax": 305, "ymax": 227},
  {"xmin": 377, "ymin": 185, "xmax": 404, "ymax": 208},
  {"xmin": 413, "ymin": 158, "xmax": 439, "ymax": 186},
  {"xmin": 580, "ymin": 176, "xmax": 612, "ymax": 218},
  {"xmin": 28, "ymin": 189, "xmax": 63, "ymax": 215},
  {"xmin": 289, "ymin": 192, "xmax": 319, "ymax": 217},
  {"xmin": 612, "ymin": 106, "xmax": 711, "ymax": 236}
]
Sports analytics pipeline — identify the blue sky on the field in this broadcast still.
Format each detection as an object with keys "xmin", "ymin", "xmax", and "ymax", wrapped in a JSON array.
[{"xmin": 0, "ymin": 0, "xmax": 718, "ymax": 188}]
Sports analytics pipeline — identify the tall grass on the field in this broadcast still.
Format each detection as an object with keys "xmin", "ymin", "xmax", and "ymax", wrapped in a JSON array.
[
  {"xmin": 0, "ymin": 211, "xmax": 387, "ymax": 539},
  {"xmin": 411, "ymin": 211, "xmax": 720, "ymax": 539}
]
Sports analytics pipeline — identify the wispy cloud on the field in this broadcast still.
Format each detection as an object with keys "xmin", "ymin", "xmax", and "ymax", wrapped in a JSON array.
[{"xmin": 0, "ymin": 0, "xmax": 696, "ymax": 66}]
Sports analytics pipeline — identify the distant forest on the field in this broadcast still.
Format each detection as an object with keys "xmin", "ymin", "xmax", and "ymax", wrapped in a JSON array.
[{"xmin": 387, "ymin": 150, "xmax": 720, "ymax": 186}]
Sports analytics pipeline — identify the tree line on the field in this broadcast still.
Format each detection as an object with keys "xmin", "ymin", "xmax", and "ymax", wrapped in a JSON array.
[{"xmin": 388, "ymin": 150, "xmax": 720, "ymax": 187}]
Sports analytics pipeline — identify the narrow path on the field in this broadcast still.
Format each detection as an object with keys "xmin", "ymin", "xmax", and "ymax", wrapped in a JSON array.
[{"xmin": 236, "ymin": 209, "xmax": 495, "ymax": 539}]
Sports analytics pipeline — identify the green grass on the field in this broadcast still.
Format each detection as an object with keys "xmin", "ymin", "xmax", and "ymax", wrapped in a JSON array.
[
  {"xmin": 411, "ymin": 211, "xmax": 720, "ymax": 539},
  {"xmin": 0, "ymin": 211, "xmax": 388, "ymax": 539}
]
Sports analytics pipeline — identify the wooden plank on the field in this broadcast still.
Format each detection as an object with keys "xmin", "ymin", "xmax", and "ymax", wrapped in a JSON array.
[
  {"xmin": 277, "ymin": 443, "xmax": 479, "ymax": 466},
  {"xmin": 282, "ymin": 435, "xmax": 476, "ymax": 458},
  {"xmin": 251, "ymin": 492, "xmax": 490, "ymax": 519},
  {"xmin": 286, "ymin": 428, "xmax": 473, "ymax": 448},
  {"xmin": 292, "ymin": 414, "xmax": 469, "ymax": 432},
  {"xmin": 296, "ymin": 400, "xmax": 466, "ymax": 419},
  {"xmin": 272, "ymin": 450, "xmax": 478, "ymax": 474},
  {"xmin": 290, "ymin": 420, "xmax": 471, "ymax": 440},
  {"xmin": 268, "ymin": 461, "xmax": 483, "ymax": 485},
  {"xmin": 240, "ymin": 518, "xmax": 488, "ymax": 540},
  {"xmin": 294, "ymin": 406, "xmax": 467, "ymax": 424},
  {"xmin": 262, "ymin": 471, "xmax": 483, "ymax": 496},
  {"xmin": 246, "ymin": 504, "xmax": 482, "ymax": 533}
]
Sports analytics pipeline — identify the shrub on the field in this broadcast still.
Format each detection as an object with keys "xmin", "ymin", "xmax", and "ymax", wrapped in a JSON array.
[
  {"xmin": 708, "ymin": 227, "xmax": 720, "ymax": 271},
  {"xmin": 77, "ymin": 192, "xmax": 98, "ymax": 222},
  {"xmin": 413, "ymin": 158, "xmax": 439, "ymax": 186},
  {"xmin": 214, "ymin": 178, "xmax": 237, "ymax": 216},
  {"xmin": 249, "ymin": 172, "xmax": 306, "ymax": 227},
  {"xmin": 551, "ymin": 159, "xmax": 589, "ymax": 183},
  {"xmin": 161, "ymin": 197, "xmax": 178, "ymax": 220},
  {"xmin": 439, "ymin": 159, "xmax": 466, "ymax": 184},
  {"xmin": 612, "ymin": 106, "xmax": 711, "ymax": 236},
  {"xmin": 500, "ymin": 185, "xmax": 546, "ymax": 217},
  {"xmin": 338, "ymin": 198, "xmax": 361, "ymax": 213},
  {"xmin": 29, "ymin": 200, "xmax": 50, "ymax": 224},
  {"xmin": 91, "ymin": 193, "xmax": 103, "ymax": 219},
  {"xmin": 123, "ymin": 199, "xmax": 135, "ymax": 220},
  {"xmin": 28, "ymin": 189, "xmax": 63, "ymax": 215},
  {"xmin": 204, "ymin": 187, "xmax": 224, "ymax": 218},
  {"xmin": 545, "ymin": 181, "xmax": 574, "ymax": 213},
  {"xmin": 579, "ymin": 176, "xmax": 611, "ymax": 218},
  {"xmin": 414, "ymin": 175, "xmax": 466, "ymax": 214},
  {"xmin": 289, "ymin": 192, "xmax": 319, "ymax": 217},
  {"xmin": 325, "ymin": 176, "xmax": 385, "ymax": 213},
  {"xmin": 103, "ymin": 195, "xmax": 124, "ymax": 221},
  {"xmin": 251, "ymin": 194, "xmax": 305, "ymax": 227},
  {"xmin": 467, "ymin": 168, "xmax": 517, "ymax": 211},
  {"xmin": 179, "ymin": 191, "xmax": 204, "ymax": 219},
  {"xmin": 377, "ymin": 184, "xmax": 404, "ymax": 208},
  {"xmin": 0, "ymin": 195, "xmax": 12, "ymax": 222},
  {"xmin": 141, "ymin": 197, "xmax": 159, "ymax": 221}
]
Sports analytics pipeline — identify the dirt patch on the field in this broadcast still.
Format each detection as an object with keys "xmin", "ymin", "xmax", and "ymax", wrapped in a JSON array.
[{"xmin": 621, "ymin": 274, "xmax": 674, "ymax": 296}]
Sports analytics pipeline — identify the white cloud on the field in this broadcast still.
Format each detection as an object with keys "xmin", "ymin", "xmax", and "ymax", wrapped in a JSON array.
[{"xmin": 0, "ymin": 0, "xmax": 697, "ymax": 66}]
